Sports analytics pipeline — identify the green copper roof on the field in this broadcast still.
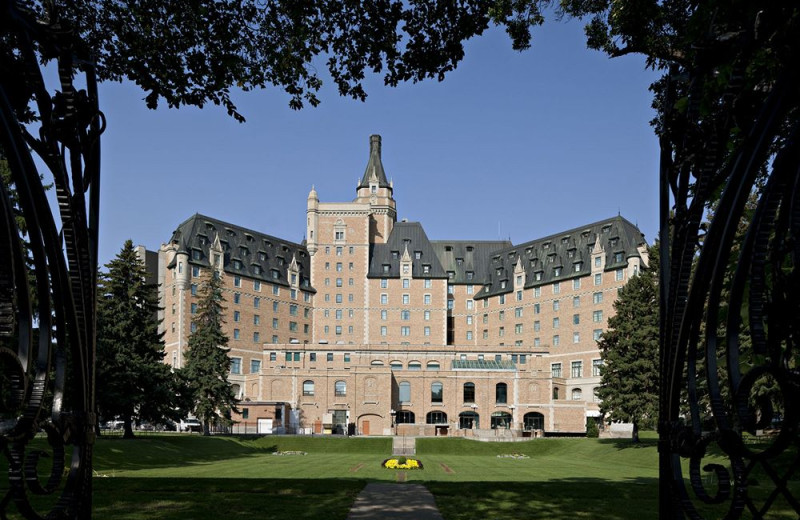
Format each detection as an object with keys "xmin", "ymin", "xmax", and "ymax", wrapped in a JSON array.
[{"xmin": 451, "ymin": 360, "xmax": 516, "ymax": 370}]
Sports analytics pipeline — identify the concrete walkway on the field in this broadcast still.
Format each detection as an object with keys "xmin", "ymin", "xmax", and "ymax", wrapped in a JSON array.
[{"xmin": 346, "ymin": 482, "xmax": 444, "ymax": 520}]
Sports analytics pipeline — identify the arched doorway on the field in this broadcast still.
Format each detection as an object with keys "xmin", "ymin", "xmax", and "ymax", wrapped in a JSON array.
[
  {"xmin": 523, "ymin": 412, "xmax": 544, "ymax": 432},
  {"xmin": 491, "ymin": 411, "xmax": 512, "ymax": 429}
]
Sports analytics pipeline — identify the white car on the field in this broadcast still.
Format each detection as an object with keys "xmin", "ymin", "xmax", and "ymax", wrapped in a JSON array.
[{"xmin": 179, "ymin": 419, "xmax": 202, "ymax": 432}]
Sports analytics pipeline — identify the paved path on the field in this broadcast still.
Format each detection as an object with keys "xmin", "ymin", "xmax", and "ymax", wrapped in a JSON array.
[
  {"xmin": 392, "ymin": 435, "xmax": 416, "ymax": 455},
  {"xmin": 346, "ymin": 482, "xmax": 444, "ymax": 520}
]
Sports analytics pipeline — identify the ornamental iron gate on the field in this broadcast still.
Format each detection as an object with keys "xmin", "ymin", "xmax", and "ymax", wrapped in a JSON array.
[
  {"xmin": 657, "ymin": 6, "xmax": 800, "ymax": 519},
  {"xmin": 0, "ymin": 1, "xmax": 100, "ymax": 518}
]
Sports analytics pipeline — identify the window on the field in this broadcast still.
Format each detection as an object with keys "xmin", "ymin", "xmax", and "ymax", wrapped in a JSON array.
[
  {"xmin": 233, "ymin": 276, "xmax": 241, "ymax": 287},
  {"xmin": 402, "ymin": 278, "xmax": 410, "ymax": 289},
  {"xmin": 534, "ymin": 320, "xmax": 541, "ymax": 332},
  {"xmin": 466, "ymin": 315, "xmax": 473, "ymax": 325},
  {"xmin": 190, "ymin": 284, "xmax": 197, "ymax": 296},
  {"xmin": 408, "ymin": 361, "xmax": 421, "ymax": 371},
  {"xmin": 273, "ymin": 301, "xmax": 279, "ymax": 312},
  {"xmin": 594, "ymin": 273, "xmax": 602, "ymax": 285},
  {"xmin": 553, "ymin": 300, "xmax": 560, "ymax": 311},
  {"xmin": 571, "ymin": 361, "xmax": 583, "ymax": 378},
  {"xmin": 551, "ymin": 363, "xmax": 562, "ymax": 377},
  {"xmin": 380, "ymin": 326, "xmax": 387, "ymax": 336},
  {"xmin": 272, "ymin": 285, "xmax": 279, "ymax": 295},
  {"xmin": 335, "ymin": 309, "xmax": 342, "ymax": 320},
  {"xmin": 424, "ymin": 279, "xmax": 431, "ymax": 288},
  {"xmin": 424, "ymin": 310, "xmax": 431, "ymax": 321},
  {"xmin": 233, "ymin": 310, "xmax": 240, "ymax": 322},
  {"xmin": 593, "ymin": 359, "xmax": 603, "ymax": 376},
  {"xmin": 326, "ymin": 352, "xmax": 333, "ymax": 362},
  {"xmin": 402, "ymin": 294, "xmax": 410, "ymax": 305},
  {"xmin": 233, "ymin": 329, "xmax": 240, "ymax": 340},
  {"xmin": 553, "ymin": 317, "xmax": 559, "ymax": 329},
  {"xmin": 515, "ymin": 324, "xmax": 523, "ymax": 334},
  {"xmin": 553, "ymin": 282, "xmax": 561, "ymax": 294},
  {"xmin": 573, "ymin": 313, "xmax": 580, "ymax": 325},
  {"xmin": 401, "ymin": 326, "xmax": 410, "ymax": 336},
  {"xmin": 499, "ymin": 327, "xmax": 505, "ymax": 337},
  {"xmin": 593, "ymin": 292, "xmax": 603, "ymax": 304},
  {"xmin": 516, "ymin": 290, "xmax": 523, "ymax": 301},
  {"xmin": 335, "ymin": 380, "xmax": 346, "ymax": 397},
  {"xmin": 272, "ymin": 318, "xmax": 279, "ymax": 329},
  {"xmin": 593, "ymin": 329, "xmax": 603, "ymax": 341},
  {"xmin": 431, "ymin": 382, "xmax": 443, "ymax": 403},
  {"xmin": 190, "ymin": 265, "xmax": 200, "ymax": 277},
  {"xmin": 573, "ymin": 331, "xmax": 580, "ymax": 343},
  {"xmin": 573, "ymin": 278, "xmax": 581, "ymax": 290},
  {"xmin": 499, "ymin": 310, "xmax": 505, "ymax": 321},
  {"xmin": 466, "ymin": 299, "xmax": 474, "ymax": 310},
  {"xmin": 309, "ymin": 353, "xmax": 316, "ymax": 362},
  {"xmin": 191, "ymin": 303, "xmax": 197, "ymax": 315},
  {"xmin": 335, "ymin": 294, "xmax": 342, "ymax": 303},
  {"xmin": 230, "ymin": 358, "xmax": 242, "ymax": 374},
  {"xmin": 616, "ymin": 268, "xmax": 624, "ymax": 281},
  {"xmin": 381, "ymin": 279, "xmax": 388, "ymax": 288},
  {"xmin": 496, "ymin": 383, "xmax": 507, "ymax": 404},
  {"xmin": 467, "ymin": 284, "xmax": 474, "ymax": 294},
  {"xmin": 595, "ymin": 256, "xmax": 602, "ymax": 267},
  {"xmin": 593, "ymin": 310, "xmax": 603, "ymax": 322},
  {"xmin": 289, "ymin": 304, "xmax": 298, "ymax": 316},
  {"xmin": 250, "ymin": 359, "xmax": 261, "ymax": 373},
  {"xmin": 499, "ymin": 294, "xmax": 506, "ymax": 304},
  {"xmin": 254, "ymin": 297, "xmax": 260, "ymax": 308},
  {"xmin": 534, "ymin": 337, "xmax": 540, "ymax": 347},
  {"xmin": 399, "ymin": 381, "xmax": 411, "ymax": 403},
  {"xmin": 336, "ymin": 246, "xmax": 342, "ymax": 256},
  {"xmin": 553, "ymin": 334, "xmax": 560, "ymax": 346},
  {"xmin": 534, "ymin": 303, "xmax": 540, "ymax": 314},
  {"xmin": 336, "ymin": 278, "xmax": 342, "ymax": 287},
  {"xmin": 463, "ymin": 382, "xmax": 475, "ymax": 403},
  {"xmin": 303, "ymin": 380, "xmax": 314, "ymax": 396},
  {"xmin": 381, "ymin": 310, "xmax": 388, "ymax": 320},
  {"xmin": 381, "ymin": 294, "xmax": 388, "ymax": 304},
  {"xmin": 335, "ymin": 325, "xmax": 342, "ymax": 335},
  {"xmin": 466, "ymin": 331, "xmax": 473, "ymax": 340},
  {"xmin": 269, "ymin": 352, "xmax": 276, "ymax": 361},
  {"xmin": 573, "ymin": 296, "xmax": 580, "ymax": 308},
  {"xmin": 572, "ymin": 388, "xmax": 583, "ymax": 401},
  {"xmin": 401, "ymin": 310, "xmax": 410, "ymax": 320},
  {"xmin": 253, "ymin": 280, "xmax": 261, "ymax": 291},
  {"xmin": 252, "ymin": 331, "xmax": 260, "ymax": 343},
  {"xmin": 335, "ymin": 230, "xmax": 345, "ymax": 241},
  {"xmin": 344, "ymin": 353, "xmax": 350, "ymax": 362},
  {"xmin": 234, "ymin": 293, "xmax": 241, "ymax": 304},
  {"xmin": 424, "ymin": 294, "xmax": 431, "ymax": 305},
  {"xmin": 272, "ymin": 335, "xmax": 278, "ymax": 343}
]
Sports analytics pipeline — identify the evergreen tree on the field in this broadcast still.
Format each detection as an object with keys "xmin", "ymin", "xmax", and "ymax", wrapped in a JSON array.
[
  {"xmin": 96, "ymin": 240, "xmax": 179, "ymax": 438},
  {"xmin": 184, "ymin": 270, "xmax": 238, "ymax": 435},
  {"xmin": 597, "ymin": 245, "xmax": 660, "ymax": 442}
]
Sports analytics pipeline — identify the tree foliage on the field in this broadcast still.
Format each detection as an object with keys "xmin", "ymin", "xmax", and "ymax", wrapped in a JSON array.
[
  {"xmin": 597, "ymin": 245, "xmax": 660, "ymax": 442},
  {"xmin": 184, "ymin": 271, "xmax": 238, "ymax": 435},
  {"xmin": 96, "ymin": 240, "xmax": 181, "ymax": 438}
]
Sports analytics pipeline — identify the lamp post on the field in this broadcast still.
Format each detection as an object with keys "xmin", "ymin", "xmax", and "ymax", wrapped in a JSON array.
[{"xmin": 390, "ymin": 409, "xmax": 396, "ymax": 436}]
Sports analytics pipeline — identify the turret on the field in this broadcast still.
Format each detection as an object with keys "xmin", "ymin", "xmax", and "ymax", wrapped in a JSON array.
[{"xmin": 306, "ymin": 185, "xmax": 319, "ymax": 255}]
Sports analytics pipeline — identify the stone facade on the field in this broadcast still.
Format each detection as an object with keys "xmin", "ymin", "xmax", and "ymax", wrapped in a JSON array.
[{"xmin": 155, "ymin": 135, "xmax": 648, "ymax": 437}]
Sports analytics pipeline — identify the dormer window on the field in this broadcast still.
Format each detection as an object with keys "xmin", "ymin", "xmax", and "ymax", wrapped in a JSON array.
[
  {"xmin": 447, "ymin": 271, "xmax": 455, "ymax": 280},
  {"xmin": 466, "ymin": 246, "xmax": 474, "ymax": 252},
  {"xmin": 614, "ymin": 252, "xmax": 624, "ymax": 262},
  {"xmin": 445, "ymin": 246, "xmax": 453, "ymax": 252},
  {"xmin": 232, "ymin": 259, "xmax": 243, "ymax": 269},
  {"xmin": 192, "ymin": 249, "xmax": 202, "ymax": 260},
  {"xmin": 535, "ymin": 272, "xmax": 543, "ymax": 281},
  {"xmin": 574, "ymin": 262, "xmax": 582, "ymax": 272},
  {"xmin": 382, "ymin": 264, "xmax": 390, "ymax": 273},
  {"xmin": 258, "ymin": 252, "xmax": 267, "ymax": 261},
  {"xmin": 415, "ymin": 251, "xmax": 422, "ymax": 259},
  {"xmin": 500, "ymin": 281, "xmax": 507, "ymax": 289},
  {"xmin": 371, "ymin": 184, "xmax": 377, "ymax": 193},
  {"xmin": 456, "ymin": 258, "xmax": 463, "ymax": 266},
  {"xmin": 240, "ymin": 246, "xmax": 248, "ymax": 256},
  {"xmin": 270, "ymin": 269, "xmax": 280, "ymax": 279},
  {"xmin": 466, "ymin": 271, "xmax": 474, "ymax": 280},
  {"xmin": 423, "ymin": 264, "xmax": 431, "ymax": 274},
  {"xmin": 554, "ymin": 267, "xmax": 562, "ymax": 276},
  {"xmin": 391, "ymin": 251, "xmax": 399, "ymax": 259}
]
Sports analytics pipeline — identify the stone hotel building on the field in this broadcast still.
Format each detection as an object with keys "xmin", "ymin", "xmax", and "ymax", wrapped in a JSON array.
[{"xmin": 156, "ymin": 135, "xmax": 649, "ymax": 437}]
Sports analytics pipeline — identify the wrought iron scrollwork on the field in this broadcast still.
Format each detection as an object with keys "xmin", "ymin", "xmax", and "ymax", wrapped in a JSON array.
[
  {"xmin": 658, "ymin": 7, "xmax": 800, "ymax": 519},
  {"xmin": 0, "ymin": 0, "xmax": 101, "ymax": 518}
]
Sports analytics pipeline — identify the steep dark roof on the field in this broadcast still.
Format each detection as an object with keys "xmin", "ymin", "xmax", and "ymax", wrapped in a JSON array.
[
  {"xmin": 167, "ymin": 214, "xmax": 314, "ymax": 291},
  {"xmin": 367, "ymin": 221, "xmax": 447, "ymax": 278},
  {"xmin": 430, "ymin": 240, "xmax": 512, "ymax": 284},
  {"xmin": 357, "ymin": 135, "xmax": 391, "ymax": 189},
  {"xmin": 476, "ymin": 216, "xmax": 647, "ymax": 300}
]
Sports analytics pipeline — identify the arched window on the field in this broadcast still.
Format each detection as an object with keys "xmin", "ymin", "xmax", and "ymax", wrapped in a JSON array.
[
  {"xmin": 553, "ymin": 387, "xmax": 559, "ymax": 400},
  {"xmin": 463, "ymin": 382, "xmax": 475, "ymax": 403},
  {"xmin": 431, "ymin": 382, "xmax": 443, "ymax": 403},
  {"xmin": 408, "ymin": 361, "xmax": 422, "ymax": 371},
  {"xmin": 459, "ymin": 411, "xmax": 479, "ymax": 429},
  {"xmin": 426, "ymin": 361, "xmax": 440, "ymax": 371},
  {"xmin": 426, "ymin": 411, "xmax": 447, "ymax": 424},
  {"xmin": 390, "ymin": 360, "xmax": 402, "ymax": 370},
  {"xmin": 371, "ymin": 360, "xmax": 384, "ymax": 365},
  {"xmin": 491, "ymin": 412, "xmax": 512, "ymax": 429},
  {"xmin": 496, "ymin": 382, "xmax": 507, "ymax": 404},
  {"xmin": 396, "ymin": 411, "xmax": 415, "ymax": 424},
  {"xmin": 572, "ymin": 388, "xmax": 583, "ymax": 401},
  {"xmin": 302, "ymin": 380, "xmax": 314, "ymax": 396},
  {"xmin": 399, "ymin": 381, "xmax": 411, "ymax": 403},
  {"xmin": 335, "ymin": 380, "xmax": 346, "ymax": 397}
]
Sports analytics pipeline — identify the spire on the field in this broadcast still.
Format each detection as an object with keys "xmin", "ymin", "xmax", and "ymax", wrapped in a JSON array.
[{"xmin": 358, "ymin": 134, "xmax": 390, "ymax": 189}]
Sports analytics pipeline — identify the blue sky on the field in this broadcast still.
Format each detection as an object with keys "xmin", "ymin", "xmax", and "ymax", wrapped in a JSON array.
[{"xmin": 95, "ymin": 17, "xmax": 661, "ymax": 267}]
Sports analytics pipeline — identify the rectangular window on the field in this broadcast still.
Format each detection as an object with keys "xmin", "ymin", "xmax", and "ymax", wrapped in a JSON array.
[
  {"xmin": 344, "ymin": 353, "xmax": 350, "ymax": 362},
  {"xmin": 335, "ymin": 325, "xmax": 342, "ymax": 335},
  {"xmin": 594, "ymin": 273, "xmax": 602, "ymax": 286},
  {"xmin": 534, "ymin": 303, "xmax": 540, "ymax": 314},
  {"xmin": 402, "ymin": 294, "xmax": 410, "ymax": 304},
  {"xmin": 499, "ymin": 294, "xmax": 505, "ymax": 305},
  {"xmin": 290, "ymin": 304, "xmax": 298, "ymax": 316},
  {"xmin": 273, "ymin": 285, "xmax": 280, "ymax": 295},
  {"xmin": 553, "ymin": 317, "xmax": 560, "ymax": 329},
  {"xmin": 403, "ymin": 279, "xmax": 410, "ymax": 289},
  {"xmin": 253, "ymin": 331, "xmax": 260, "ymax": 343},
  {"xmin": 499, "ymin": 310, "xmax": 505, "ymax": 321},
  {"xmin": 335, "ymin": 294, "xmax": 342, "ymax": 303},
  {"xmin": 595, "ymin": 256, "xmax": 602, "ymax": 267},
  {"xmin": 381, "ymin": 310, "xmax": 388, "ymax": 320},
  {"xmin": 290, "ymin": 321, "xmax": 298, "ymax": 332},
  {"xmin": 234, "ymin": 293, "xmax": 240, "ymax": 304},
  {"xmin": 335, "ymin": 309, "xmax": 342, "ymax": 320},
  {"xmin": 424, "ymin": 310, "xmax": 431, "ymax": 321},
  {"xmin": 553, "ymin": 282, "xmax": 560, "ymax": 294},
  {"xmin": 424, "ymin": 294, "xmax": 431, "ymax": 305},
  {"xmin": 327, "ymin": 352, "xmax": 333, "ymax": 362},
  {"xmin": 616, "ymin": 268, "xmax": 624, "ymax": 281},
  {"xmin": 234, "ymin": 276, "xmax": 241, "ymax": 288},
  {"xmin": 466, "ymin": 315, "xmax": 473, "ymax": 325},
  {"xmin": 571, "ymin": 361, "xmax": 583, "ymax": 378},
  {"xmin": 515, "ymin": 307, "xmax": 522, "ymax": 318},
  {"xmin": 553, "ymin": 334, "xmax": 560, "ymax": 346},
  {"xmin": 401, "ymin": 326, "xmax": 411, "ymax": 336},
  {"xmin": 424, "ymin": 279, "xmax": 432, "ymax": 288},
  {"xmin": 553, "ymin": 300, "xmax": 560, "ymax": 311},
  {"xmin": 381, "ymin": 294, "xmax": 388, "ymax": 304},
  {"xmin": 593, "ymin": 310, "xmax": 603, "ymax": 322},
  {"xmin": 309, "ymin": 352, "xmax": 316, "ymax": 362},
  {"xmin": 191, "ymin": 303, "xmax": 197, "ymax": 314},
  {"xmin": 466, "ymin": 331, "xmax": 473, "ymax": 340},
  {"xmin": 233, "ymin": 310, "xmax": 240, "ymax": 322},
  {"xmin": 254, "ymin": 297, "xmax": 260, "ymax": 308},
  {"xmin": 573, "ymin": 331, "xmax": 580, "ymax": 343},
  {"xmin": 272, "ymin": 318, "xmax": 279, "ymax": 329},
  {"xmin": 270, "ymin": 352, "xmax": 276, "ymax": 361},
  {"xmin": 534, "ymin": 287, "xmax": 541, "ymax": 297},
  {"xmin": 233, "ymin": 329, "xmax": 240, "ymax": 340},
  {"xmin": 534, "ymin": 320, "xmax": 540, "ymax": 332},
  {"xmin": 573, "ymin": 313, "xmax": 580, "ymax": 325},
  {"xmin": 593, "ymin": 292, "xmax": 603, "ymax": 304},
  {"xmin": 381, "ymin": 279, "xmax": 388, "ymax": 288},
  {"xmin": 593, "ymin": 359, "xmax": 603, "ymax": 376},
  {"xmin": 250, "ymin": 359, "xmax": 261, "ymax": 373},
  {"xmin": 573, "ymin": 278, "xmax": 581, "ymax": 290},
  {"xmin": 499, "ymin": 327, "xmax": 505, "ymax": 337},
  {"xmin": 401, "ymin": 310, "xmax": 410, "ymax": 320},
  {"xmin": 516, "ymin": 290, "xmax": 523, "ymax": 301},
  {"xmin": 254, "ymin": 280, "xmax": 261, "ymax": 291},
  {"xmin": 515, "ymin": 323, "xmax": 523, "ymax": 334},
  {"xmin": 551, "ymin": 363, "xmax": 562, "ymax": 378},
  {"xmin": 573, "ymin": 296, "xmax": 580, "ymax": 308},
  {"xmin": 381, "ymin": 326, "xmax": 387, "ymax": 336},
  {"xmin": 466, "ymin": 299, "xmax": 474, "ymax": 310},
  {"xmin": 230, "ymin": 358, "xmax": 241, "ymax": 374},
  {"xmin": 593, "ymin": 329, "xmax": 603, "ymax": 341},
  {"xmin": 424, "ymin": 326, "xmax": 431, "ymax": 336},
  {"xmin": 191, "ymin": 284, "xmax": 197, "ymax": 296}
]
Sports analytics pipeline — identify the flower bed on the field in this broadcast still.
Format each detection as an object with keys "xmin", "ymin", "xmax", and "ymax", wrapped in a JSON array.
[
  {"xmin": 496, "ymin": 453, "xmax": 529, "ymax": 460},
  {"xmin": 382, "ymin": 457, "xmax": 423, "ymax": 469},
  {"xmin": 272, "ymin": 451, "xmax": 307, "ymax": 456}
]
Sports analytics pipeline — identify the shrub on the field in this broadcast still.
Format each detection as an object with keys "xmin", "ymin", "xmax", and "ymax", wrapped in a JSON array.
[{"xmin": 586, "ymin": 419, "xmax": 600, "ymax": 438}]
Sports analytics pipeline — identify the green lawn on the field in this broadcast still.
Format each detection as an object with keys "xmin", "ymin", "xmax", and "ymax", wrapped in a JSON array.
[{"xmin": 1, "ymin": 433, "xmax": 796, "ymax": 519}]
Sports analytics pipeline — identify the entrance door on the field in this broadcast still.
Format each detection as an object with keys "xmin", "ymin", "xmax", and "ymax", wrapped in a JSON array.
[
  {"xmin": 258, "ymin": 418, "xmax": 273, "ymax": 434},
  {"xmin": 332, "ymin": 410, "xmax": 347, "ymax": 434},
  {"xmin": 362, "ymin": 420, "xmax": 370, "ymax": 436}
]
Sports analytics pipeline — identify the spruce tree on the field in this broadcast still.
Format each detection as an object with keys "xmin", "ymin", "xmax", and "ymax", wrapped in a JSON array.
[
  {"xmin": 96, "ymin": 240, "xmax": 178, "ymax": 438},
  {"xmin": 184, "ymin": 269, "xmax": 238, "ymax": 435},
  {"xmin": 596, "ymin": 245, "xmax": 660, "ymax": 442}
]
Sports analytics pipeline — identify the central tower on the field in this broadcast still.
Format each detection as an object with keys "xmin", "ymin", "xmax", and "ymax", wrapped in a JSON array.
[{"xmin": 306, "ymin": 135, "xmax": 398, "ymax": 344}]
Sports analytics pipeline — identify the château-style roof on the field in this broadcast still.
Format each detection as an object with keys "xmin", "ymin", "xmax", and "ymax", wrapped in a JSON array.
[
  {"xmin": 430, "ymin": 240, "xmax": 513, "ymax": 285},
  {"xmin": 367, "ymin": 221, "xmax": 447, "ymax": 278},
  {"xmin": 167, "ymin": 213, "xmax": 314, "ymax": 291},
  {"xmin": 475, "ymin": 215, "xmax": 647, "ymax": 299},
  {"xmin": 357, "ymin": 134, "xmax": 391, "ymax": 189}
]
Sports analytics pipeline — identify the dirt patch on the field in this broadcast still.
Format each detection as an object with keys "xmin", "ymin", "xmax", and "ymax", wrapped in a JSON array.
[
  {"xmin": 396, "ymin": 472, "xmax": 407, "ymax": 482},
  {"xmin": 349, "ymin": 463, "xmax": 364, "ymax": 473},
  {"xmin": 439, "ymin": 463, "xmax": 455, "ymax": 474}
]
